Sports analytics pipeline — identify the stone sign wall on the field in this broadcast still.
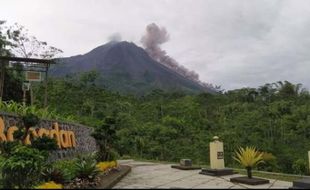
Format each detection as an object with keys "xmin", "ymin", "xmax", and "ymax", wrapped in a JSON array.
[{"xmin": 0, "ymin": 112, "xmax": 98, "ymax": 160}]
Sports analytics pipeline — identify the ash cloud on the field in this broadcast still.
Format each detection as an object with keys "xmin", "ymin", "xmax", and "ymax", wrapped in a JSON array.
[
  {"xmin": 108, "ymin": 33, "xmax": 122, "ymax": 42},
  {"xmin": 141, "ymin": 23, "xmax": 200, "ymax": 82},
  {"xmin": 140, "ymin": 23, "xmax": 218, "ymax": 90}
]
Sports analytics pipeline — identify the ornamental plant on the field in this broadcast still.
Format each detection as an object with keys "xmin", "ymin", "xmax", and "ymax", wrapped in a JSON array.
[
  {"xmin": 54, "ymin": 159, "xmax": 77, "ymax": 181},
  {"xmin": 41, "ymin": 165, "xmax": 70, "ymax": 184},
  {"xmin": 96, "ymin": 162, "xmax": 110, "ymax": 172},
  {"xmin": 96, "ymin": 160, "xmax": 118, "ymax": 172},
  {"xmin": 73, "ymin": 155, "xmax": 100, "ymax": 181},
  {"xmin": 233, "ymin": 146, "xmax": 264, "ymax": 178}
]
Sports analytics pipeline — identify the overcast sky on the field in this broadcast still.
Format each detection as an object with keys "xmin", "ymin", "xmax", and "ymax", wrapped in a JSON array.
[{"xmin": 1, "ymin": 0, "xmax": 310, "ymax": 90}]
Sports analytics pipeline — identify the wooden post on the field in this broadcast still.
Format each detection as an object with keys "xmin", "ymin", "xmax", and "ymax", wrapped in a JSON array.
[
  {"xmin": 0, "ymin": 60, "xmax": 5, "ymax": 101},
  {"xmin": 22, "ymin": 88, "xmax": 26, "ymax": 106},
  {"xmin": 44, "ymin": 63, "xmax": 49, "ymax": 108},
  {"xmin": 30, "ymin": 83, "xmax": 33, "ymax": 106}
]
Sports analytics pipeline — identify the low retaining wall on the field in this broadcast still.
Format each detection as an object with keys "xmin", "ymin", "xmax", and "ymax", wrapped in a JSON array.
[{"xmin": 0, "ymin": 112, "xmax": 98, "ymax": 161}]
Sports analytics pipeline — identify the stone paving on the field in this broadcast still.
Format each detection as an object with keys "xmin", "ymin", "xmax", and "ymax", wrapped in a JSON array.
[{"xmin": 114, "ymin": 160, "xmax": 292, "ymax": 189}]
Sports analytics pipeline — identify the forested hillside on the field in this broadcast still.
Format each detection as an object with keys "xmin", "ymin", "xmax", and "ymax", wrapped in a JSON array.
[
  {"xmin": 50, "ymin": 41, "xmax": 216, "ymax": 95},
  {"xmin": 33, "ymin": 72, "xmax": 310, "ymax": 175}
]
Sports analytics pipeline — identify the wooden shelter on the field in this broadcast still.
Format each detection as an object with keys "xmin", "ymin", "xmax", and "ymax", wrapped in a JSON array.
[{"xmin": 0, "ymin": 56, "xmax": 56, "ymax": 107}]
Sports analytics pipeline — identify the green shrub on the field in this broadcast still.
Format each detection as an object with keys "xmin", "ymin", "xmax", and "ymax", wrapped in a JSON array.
[
  {"xmin": 12, "ymin": 128, "xmax": 24, "ymax": 141},
  {"xmin": 20, "ymin": 113, "xmax": 40, "ymax": 142},
  {"xmin": 41, "ymin": 165, "xmax": 70, "ymax": 184},
  {"xmin": 106, "ymin": 148, "xmax": 120, "ymax": 161},
  {"xmin": 120, "ymin": 155, "xmax": 131, "ymax": 159},
  {"xmin": 0, "ymin": 144, "xmax": 46, "ymax": 188},
  {"xmin": 22, "ymin": 113, "xmax": 40, "ymax": 128},
  {"xmin": 0, "ymin": 141, "xmax": 20, "ymax": 156},
  {"xmin": 0, "ymin": 100, "xmax": 75, "ymax": 122},
  {"xmin": 91, "ymin": 117, "xmax": 118, "ymax": 162},
  {"xmin": 54, "ymin": 159, "xmax": 77, "ymax": 181},
  {"xmin": 74, "ymin": 155, "xmax": 100, "ymax": 181},
  {"xmin": 257, "ymin": 152, "xmax": 278, "ymax": 172},
  {"xmin": 292, "ymin": 159, "xmax": 308, "ymax": 175},
  {"xmin": 31, "ymin": 136, "xmax": 58, "ymax": 151}
]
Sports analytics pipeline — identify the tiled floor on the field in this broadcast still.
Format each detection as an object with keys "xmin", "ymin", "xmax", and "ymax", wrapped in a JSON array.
[{"xmin": 114, "ymin": 160, "xmax": 292, "ymax": 189}]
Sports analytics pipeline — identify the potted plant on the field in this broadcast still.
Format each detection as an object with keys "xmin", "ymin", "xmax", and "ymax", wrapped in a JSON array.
[
  {"xmin": 230, "ymin": 146, "xmax": 270, "ymax": 185},
  {"xmin": 233, "ymin": 146, "xmax": 264, "ymax": 178}
]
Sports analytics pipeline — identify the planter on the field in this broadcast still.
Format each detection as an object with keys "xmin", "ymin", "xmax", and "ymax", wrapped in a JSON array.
[
  {"xmin": 171, "ymin": 165, "xmax": 201, "ymax": 170},
  {"xmin": 96, "ymin": 165, "xmax": 131, "ymax": 189},
  {"xmin": 230, "ymin": 176, "xmax": 270, "ymax": 185}
]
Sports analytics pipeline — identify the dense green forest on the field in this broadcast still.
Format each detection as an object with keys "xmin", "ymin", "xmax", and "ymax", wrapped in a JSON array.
[
  {"xmin": 31, "ymin": 72, "xmax": 310, "ymax": 175},
  {"xmin": 1, "ymin": 21, "xmax": 310, "ymax": 176}
]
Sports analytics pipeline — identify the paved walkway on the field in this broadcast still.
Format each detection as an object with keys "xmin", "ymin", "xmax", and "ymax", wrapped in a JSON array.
[{"xmin": 114, "ymin": 160, "xmax": 292, "ymax": 189}]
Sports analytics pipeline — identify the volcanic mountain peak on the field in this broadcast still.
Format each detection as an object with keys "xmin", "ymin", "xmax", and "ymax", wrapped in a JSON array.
[{"xmin": 50, "ymin": 41, "xmax": 216, "ymax": 95}]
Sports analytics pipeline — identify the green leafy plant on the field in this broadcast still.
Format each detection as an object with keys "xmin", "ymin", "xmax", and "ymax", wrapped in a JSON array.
[
  {"xmin": 12, "ymin": 128, "xmax": 24, "ymax": 141},
  {"xmin": 233, "ymin": 146, "xmax": 264, "ymax": 178},
  {"xmin": 0, "ymin": 100, "xmax": 75, "ymax": 122},
  {"xmin": 0, "ymin": 141, "xmax": 20, "ymax": 156},
  {"xmin": 20, "ymin": 113, "xmax": 40, "ymax": 142},
  {"xmin": 73, "ymin": 155, "xmax": 100, "ymax": 181},
  {"xmin": 31, "ymin": 136, "xmax": 58, "ymax": 158},
  {"xmin": 22, "ymin": 112, "xmax": 40, "ymax": 128},
  {"xmin": 91, "ymin": 117, "xmax": 118, "ymax": 162},
  {"xmin": 0, "ymin": 144, "xmax": 46, "ymax": 188},
  {"xmin": 31, "ymin": 136, "xmax": 58, "ymax": 151},
  {"xmin": 257, "ymin": 152, "xmax": 278, "ymax": 172},
  {"xmin": 54, "ymin": 159, "xmax": 77, "ymax": 181},
  {"xmin": 292, "ymin": 159, "xmax": 308, "ymax": 175},
  {"xmin": 41, "ymin": 165, "xmax": 70, "ymax": 184}
]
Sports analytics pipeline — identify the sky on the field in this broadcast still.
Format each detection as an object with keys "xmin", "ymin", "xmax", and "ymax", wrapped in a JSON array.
[{"xmin": 1, "ymin": 0, "xmax": 310, "ymax": 90}]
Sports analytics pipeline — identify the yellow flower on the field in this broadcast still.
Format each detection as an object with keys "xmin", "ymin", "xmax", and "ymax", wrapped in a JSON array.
[
  {"xmin": 36, "ymin": 181, "xmax": 63, "ymax": 189},
  {"xmin": 96, "ymin": 162, "xmax": 110, "ymax": 171},
  {"xmin": 96, "ymin": 161, "xmax": 118, "ymax": 172},
  {"xmin": 110, "ymin": 160, "xmax": 118, "ymax": 168}
]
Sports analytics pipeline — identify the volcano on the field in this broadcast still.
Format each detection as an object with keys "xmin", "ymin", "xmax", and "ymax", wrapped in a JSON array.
[{"xmin": 50, "ymin": 41, "xmax": 216, "ymax": 95}]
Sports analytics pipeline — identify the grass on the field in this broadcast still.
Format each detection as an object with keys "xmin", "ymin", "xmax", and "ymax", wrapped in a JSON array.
[{"xmin": 234, "ymin": 169, "xmax": 303, "ymax": 182}]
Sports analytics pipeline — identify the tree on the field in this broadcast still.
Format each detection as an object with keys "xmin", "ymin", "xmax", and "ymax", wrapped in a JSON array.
[
  {"xmin": 91, "ymin": 117, "xmax": 118, "ymax": 161},
  {"xmin": 4, "ymin": 23, "xmax": 63, "ymax": 105},
  {"xmin": 6, "ymin": 23, "xmax": 63, "ymax": 58},
  {"xmin": 274, "ymin": 81, "xmax": 303, "ymax": 98}
]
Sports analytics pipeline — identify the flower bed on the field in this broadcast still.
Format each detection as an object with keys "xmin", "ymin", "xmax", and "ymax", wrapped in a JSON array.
[{"xmin": 34, "ymin": 157, "xmax": 124, "ymax": 189}]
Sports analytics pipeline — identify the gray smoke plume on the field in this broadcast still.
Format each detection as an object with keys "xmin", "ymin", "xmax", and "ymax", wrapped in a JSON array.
[
  {"xmin": 141, "ymin": 23, "xmax": 200, "ymax": 82},
  {"xmin": 108, "ymin": 33, "xmax": 122, "ymax": 42}
]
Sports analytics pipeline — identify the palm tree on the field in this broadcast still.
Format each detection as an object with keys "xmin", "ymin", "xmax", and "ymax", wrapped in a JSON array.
[
  {"xmin": 273, "ymin": 81, "xmax": 303, "ymax": 97},
  {"xmin": 233, "ymin": 146, "xmax": 264, "ymax": 178}
]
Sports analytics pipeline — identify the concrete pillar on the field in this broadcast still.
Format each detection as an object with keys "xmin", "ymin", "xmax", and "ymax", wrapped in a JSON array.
[{"xmin": 210, "ymin": 136, "xmax": 225, "ymax": 169}]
